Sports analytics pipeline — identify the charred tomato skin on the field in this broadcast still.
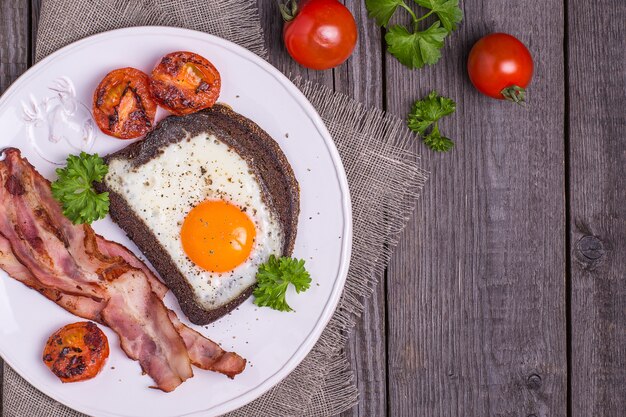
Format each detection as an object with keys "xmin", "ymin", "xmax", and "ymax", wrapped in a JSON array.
[
  {"xmin": 93, "ymin": 67, "xmax": 157, "ymax": 139},
  {"xmin": 42, "ymin": 321, "xmax": 109, "ymax": 383},
  {"xmin": 150, "ymin": 51, "xmax": 221, "ymax": 116}
]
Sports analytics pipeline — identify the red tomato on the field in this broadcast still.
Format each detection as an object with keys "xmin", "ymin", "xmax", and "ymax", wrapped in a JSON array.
[
  {"xmin": 281, "ymin": 0, "xmax": 357, "ymax": 70},
  {"xmin": 150, "ymin": 51, "xmax": 221, "ymax": 116},
  {"xmin": 93, "ymin": 68, "xmax": 157, "ymax": 139},
  {"xmin": 467, "ymin": 33, "xmax": 534, "ymax": 103},
  {"xmin": 43, "ymin": 322, "xmax": 109, "ymax": 383}
]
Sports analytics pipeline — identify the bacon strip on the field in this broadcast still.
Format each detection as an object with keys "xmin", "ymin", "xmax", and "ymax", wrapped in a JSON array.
[
  {"xmin": 168, "ymin": 312, "xmax": 246, "ymax": 377},
  {"xmin": 102, "ymin": 270, "xmax": 192, "ymax": 391},
  {"xmin": 0, "ymin": 148, "xmax": 245, "ymax": 391},
  {"xmin": 95, "ymin": 237, "xmax": 169, "ymax": 299},
  {"xmin": 0, "ymin": 235, "xmax": 104, "ymax": 321},
  {"xmin": 97, "ymin": 236, "xmax": 245, "ymax": 375},
  {"xmin": 0, "ymin": 156, "xmax": 105, "ymax": 301}
]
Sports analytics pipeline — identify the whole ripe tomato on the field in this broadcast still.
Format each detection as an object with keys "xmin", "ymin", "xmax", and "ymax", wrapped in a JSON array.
[
  {"xmin": 467, "ymin": 33, "xmax": 534, "ymax": 104},
  {"xmin": 281, "ymin": 0, "xmax": 357, "ymax": 70}
]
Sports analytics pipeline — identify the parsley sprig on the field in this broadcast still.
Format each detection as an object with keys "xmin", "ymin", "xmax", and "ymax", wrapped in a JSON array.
[
  {"xmin": 51, "ymin": 152, "xmax": 109, "ymax": 224},
  {"xmin": 366, "ymin": 0, "xmax": 463, "ymax": 69},
  {"xmin": 408, "ymin": 91, "xmax": 456, "ymax": 152},
  {"xmin": 253, "ymin": 255, "xmax": 312, "ymax": 312}
]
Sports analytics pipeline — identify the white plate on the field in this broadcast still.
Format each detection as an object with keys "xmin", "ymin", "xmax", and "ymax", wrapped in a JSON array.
[{"xmin": 0, "ymin": 27, "xmax": 351, "ymax": 417}]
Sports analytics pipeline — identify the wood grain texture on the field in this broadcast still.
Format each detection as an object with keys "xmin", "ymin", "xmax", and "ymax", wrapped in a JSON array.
[
  {"xmin": 568, "ymin": 0, "xmax": 626, "ymax": 415},
  {"xmin": 31, "ymin": 0, "xmax": 42, "ymax": 63},
  {"xmin": 384, "ymin": 1, "xmax": 568, "ymax": 416},
  {"xmin": 0, "ymin": 0, "xmax": 28, "ymax": 92},
  {"xmin": 0, "ymin": 2, "xmax": 29, "ymax": 414}
]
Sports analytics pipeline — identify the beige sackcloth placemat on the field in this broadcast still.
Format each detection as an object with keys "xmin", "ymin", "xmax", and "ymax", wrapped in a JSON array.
[{"xmin": 1, "ymin": 0, "xmax": 428, "ymax": 416}]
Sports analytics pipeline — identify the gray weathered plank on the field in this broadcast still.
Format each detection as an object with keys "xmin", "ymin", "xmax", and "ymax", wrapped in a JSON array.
[
  {"xmin": 568, "ymin": 0, "xmax": 626, "ymax": 415},
  {"xmin": 0, "ymin": 0, "xmax": 30, "ymax": 413},
  {"xmin": 257, "ymin": 2, "xmax": 388, "ymax": 416},
  {"xmin": 385, "ymin": 1, "xmax": 567, "ymax": 416},
  {"xmin": 0, "ymin": 0, "xmax": 28, "ymax": 92},
  {"xmin": 31, "ymin": 0, "xmax": 42, "ymax": 63}
]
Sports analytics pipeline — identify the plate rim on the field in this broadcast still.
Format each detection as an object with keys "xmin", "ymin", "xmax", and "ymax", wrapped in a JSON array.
[{"xmin": 0, "ymin": 26, "xmax": 353, "ymax": 417}]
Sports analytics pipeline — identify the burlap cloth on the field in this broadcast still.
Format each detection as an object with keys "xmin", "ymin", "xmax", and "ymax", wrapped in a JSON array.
[{"xmin": 1, "ymin": 1, "xmax": 428, "ymax": 416}]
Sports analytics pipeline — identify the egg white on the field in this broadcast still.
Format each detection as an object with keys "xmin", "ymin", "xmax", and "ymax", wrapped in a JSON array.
[{"xmin": 104, "ymin": 132, "xmax": 284, "ymax": 309}]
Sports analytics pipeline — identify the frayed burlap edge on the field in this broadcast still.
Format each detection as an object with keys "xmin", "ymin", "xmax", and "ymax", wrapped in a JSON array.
[{"xmin": 35, "ymin": 0, "xmax": 267, "ymax": 62}]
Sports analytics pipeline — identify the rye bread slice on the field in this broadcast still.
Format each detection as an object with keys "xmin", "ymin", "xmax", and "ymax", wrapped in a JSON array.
[{"xmin": 97, "ymin": 104, "xmax": 300, "ymax": 324}]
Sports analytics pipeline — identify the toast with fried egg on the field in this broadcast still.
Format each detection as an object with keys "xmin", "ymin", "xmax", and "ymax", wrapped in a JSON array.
[{"xmin": 97, "ymin": 104, "xmax": 299, "ymax": 324}]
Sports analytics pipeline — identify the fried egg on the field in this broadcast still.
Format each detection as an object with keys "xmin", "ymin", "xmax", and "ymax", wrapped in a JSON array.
[{"xmin": 104, "ymin": 132, "xmax": 284, "ymax": 309}]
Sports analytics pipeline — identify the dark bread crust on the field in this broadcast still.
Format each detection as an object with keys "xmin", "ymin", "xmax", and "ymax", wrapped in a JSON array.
[{"xmin": 97, "ymin": 104, "xmax": 299, "ymax": 324}]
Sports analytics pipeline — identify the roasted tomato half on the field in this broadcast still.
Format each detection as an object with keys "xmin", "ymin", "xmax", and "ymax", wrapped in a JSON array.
[
  {"xmin": 93, "ymin": 67, "xmax": 157, "ymax": 139},
  {"xmin": 150, "ymin": 51, "xmax": 221, "ymax": 115},
  {"xmin": 42, "ymin": 321, "xmax": 109, "ymax": 383}
]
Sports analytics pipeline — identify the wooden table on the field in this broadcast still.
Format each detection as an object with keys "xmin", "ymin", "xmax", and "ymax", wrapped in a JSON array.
[{"xmin": 1, "ymin": 1, "xmax": 624, "ymax": 416}]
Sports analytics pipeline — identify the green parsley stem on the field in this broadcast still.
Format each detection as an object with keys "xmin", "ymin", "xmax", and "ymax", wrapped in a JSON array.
[
  {"xmin": 399, "ymin": 4, "xmax": 435, "ymax": 31},
  {"xmin": 399, "ymin": 3, "xmax": 419, "ymax": 24},
  {"xmin": 414, "ymin": 9, "xmax": 435, "ymax": 24},
  {"xmin": 431, "ymin": 121, "xmax": 440, "ymax": 137}
]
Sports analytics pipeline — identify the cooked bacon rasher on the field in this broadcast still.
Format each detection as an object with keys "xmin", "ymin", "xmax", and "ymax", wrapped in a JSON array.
[{"xmin": 0, "ymin": 148, "xmax": 246, "ymax": 392}]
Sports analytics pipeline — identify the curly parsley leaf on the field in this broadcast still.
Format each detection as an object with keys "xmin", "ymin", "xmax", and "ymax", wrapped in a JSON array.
[
  {"xmin": 407, "ymin": 91, "xmax": 456, "ymax": 152},
  {"xmin": 415, "ymin": 0, "xmax": 463, "ymax": 31},
  {"xmin": 253, "ymin": 255, "xmax": 312, "ymax": 312},
  {"xmin": 365, "ymin": 0, "xmax": 406, "ymax": 27},
  {"xmin": 422, "ymin": 124, "xmax": 455, "ymax": 152},
  {"xmin": 385, "ymin": 22, "xmax": 448, "ymax": 68},
  {"xmin": 51, "ymin": 152, "xmax": 109, "ymax": 224},
  {"xmin": 366, "ymin": 0, "xmax": 463, "ymax": 69}
]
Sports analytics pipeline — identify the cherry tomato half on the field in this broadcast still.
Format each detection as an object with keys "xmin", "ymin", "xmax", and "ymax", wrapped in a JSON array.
[
  {"xmin": 467, "ymin": 33, "xmax": 534, "ymax": 103},
  {"xmin": 93, "ymin": 68, "xmax": 157, "ymax": 139},
  {"xmin": 150, "ymin": 51, "xmax": 221, "ymax": 116},
  {"xmin": 282, "ymin": 0, "xmax": 357, "ymax": 70},
  {"xmin": 42, "ymin": 321, "xmax": 109, "ymax": 383}
]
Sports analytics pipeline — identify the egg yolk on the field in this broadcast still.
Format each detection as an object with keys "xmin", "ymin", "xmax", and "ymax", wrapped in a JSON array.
[{"xmin": 180, "ymin": 200, "xmax": 256, "ymax": 273}]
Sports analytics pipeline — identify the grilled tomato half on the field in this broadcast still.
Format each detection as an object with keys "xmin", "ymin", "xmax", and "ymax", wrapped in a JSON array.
[
  {"xmin": 42, "ymin": 321, "xmax": 109, "ymax": 383},
  {"xmin": 93, "ymin": 67, "xmax": 157, "ymax": 139},
  {"xmin": 150, "ymin": 51, "xmax": 221, "ymax": 115}
]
